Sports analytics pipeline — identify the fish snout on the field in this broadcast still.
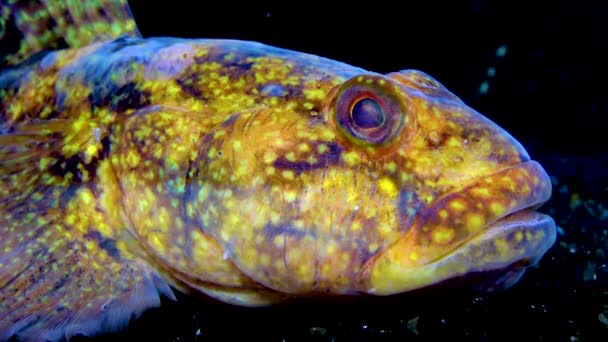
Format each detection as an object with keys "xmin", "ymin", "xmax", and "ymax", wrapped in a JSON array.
[{"xmin": 355, "ymin": 160, "xmax": 556, "ymax": 295}]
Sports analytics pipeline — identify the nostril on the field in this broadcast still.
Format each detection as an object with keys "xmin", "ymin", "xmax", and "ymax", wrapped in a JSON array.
[{"xmin": 427, "ymin": 130, "xmax": 442, "ymax": 146}]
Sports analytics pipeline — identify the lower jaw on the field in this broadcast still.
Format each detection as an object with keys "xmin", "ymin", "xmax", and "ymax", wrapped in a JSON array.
[
  {"xmin": 363, "ymin": 210, "xmax": 556, "ymax": 295},
  {"xmin": 427, "ymin": 210, "xmax": 557, "ymax": 290}
]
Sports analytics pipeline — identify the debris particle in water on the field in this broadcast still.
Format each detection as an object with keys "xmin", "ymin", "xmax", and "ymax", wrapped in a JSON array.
[
  {"xmin": 407, "ymin": 316, "xmax": 419, "ymax": 335},
  {"xmin": 309, "ymin": 327, "xmax": 326, "ymax": 336},
  {"xmin": 479, "ymin": 81, "xmax": 489, "ymax": 94},
  {"xmin": 583, "ymin": 262, "xmax": 597, "ymax": 281},
  {"xmin": 496, "ymin": 45, "xmax": 508, "ymax": 57}
]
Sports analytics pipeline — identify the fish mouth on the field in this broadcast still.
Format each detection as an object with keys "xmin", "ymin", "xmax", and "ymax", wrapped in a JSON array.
[
  {"xmin": 356, "ymin": 160, "xmax": 557, "ymax": 295},
  {"xmin": 434, "ymin": 160, "xmax": 557, "ymax": 279},
  {"xmin": 438, "ymin": 208, "xmax": 556, "ymax": 290}
]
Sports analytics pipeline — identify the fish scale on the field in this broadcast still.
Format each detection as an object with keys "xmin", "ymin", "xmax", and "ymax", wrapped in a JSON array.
[{"xmin": 0, "ymin": 0, "xmax": 556, "ymax": 340}]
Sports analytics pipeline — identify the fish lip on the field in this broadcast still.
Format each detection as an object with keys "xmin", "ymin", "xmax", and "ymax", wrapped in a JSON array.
[
  {"xmin": 455, "ymin": 160, "xmax": 554, "ymax": 246},
  {"xmin": 439, "ymin": 208, "xmax": 557, "ymax": 289},
  {"xmin": 455, "ymin": 207, "xmax": 556, "ymax": 262},
  {"xmin": 353, "ymin": 160, "xmax": 557, "ymax": 295},
  {"xmin": 426, "ymin": 159, "xmax": 556, "ymax": 261},
  {"xmin": 415, "ymin": 159, "xmax": 557, "ymax": 276}
]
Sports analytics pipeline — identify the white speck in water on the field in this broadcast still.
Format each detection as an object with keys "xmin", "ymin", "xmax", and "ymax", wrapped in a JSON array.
[
  {"xmin": 496, "ymin": 45, "xmax": 507, "ymax": 57},
  {"xmin": 487, "ymin": 66, "xmax": 496, "ymax": 77},
  {"xmin": 407, "ymin": 316, "xmax": 419, "ymax": 335},
  {"xmin": 195, "ymin": 329, "xmax": 201, "ymax": 336},
  {"xmin": 479, "ymin": 81, "xmax": 490, "ymax": 94}
]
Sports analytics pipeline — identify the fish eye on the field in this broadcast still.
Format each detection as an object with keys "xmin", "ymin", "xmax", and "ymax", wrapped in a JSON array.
[
  {"xmin": 350, "ymin": 97, "xmax": 385, "ymax": 129},
  {"xmin": 333, "ymin": 74, "xmax": 413, "ymax": 150}
]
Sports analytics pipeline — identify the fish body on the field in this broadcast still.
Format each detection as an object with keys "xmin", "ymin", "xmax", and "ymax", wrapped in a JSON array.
[{"xmin": 0, "ymin": 1, "xmax": 556, "ymax": 340}]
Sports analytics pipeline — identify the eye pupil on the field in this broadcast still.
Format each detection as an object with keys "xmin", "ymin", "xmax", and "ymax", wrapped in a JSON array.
[{"xmin": 351, "ymin": 98, "xmax": 385, "ymax": 129}]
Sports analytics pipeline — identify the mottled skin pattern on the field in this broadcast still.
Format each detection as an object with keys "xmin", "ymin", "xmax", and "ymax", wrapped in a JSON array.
[{"xmin": 0, "ymin": 12, "xmax": 556, "ymax": 342}]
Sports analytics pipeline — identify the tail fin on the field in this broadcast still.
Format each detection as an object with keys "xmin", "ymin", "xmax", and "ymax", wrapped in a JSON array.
[{"xmin": 0, "ymin": 0, "xmax": 141, "ymax": 66}]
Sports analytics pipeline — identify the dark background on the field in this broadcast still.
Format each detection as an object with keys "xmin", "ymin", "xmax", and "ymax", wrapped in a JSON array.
[
  {"xmin": 122, "ymin": 1, "xmax": 608, "ymax": 341},
  {"xmin": 3, "ymin": 0, "xmax": 606, "ymax": 340},
  {"xmin": 130, "ymin": 0, "xmax": 608, "ymax": 157}
]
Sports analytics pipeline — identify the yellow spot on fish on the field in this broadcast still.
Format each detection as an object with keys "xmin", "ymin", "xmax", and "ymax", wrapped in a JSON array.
[
  {"xmin": 409, "ymin": 251, "xmax": 418, "ymax": 261},
  {"xmin": 439, "ymin": 209, "xmax": 448, "ymax": 219},
  {"xmin": 326, "ymin": 242, "xmax": 336, "ymax": 254},
  {"xmin": 263, "ymin": 151, "xmax": 277, "ymax": 164},
  {"xmin": 284, "ymin": 190, "xmax": 297, "ymax": 203},
  {"xmin": 432, "ymin": 226, "xmax": 454, "ymax": 244},
  {"xmin": 198, "ymin": 185, "xmax": 210, "ymax": 202},
  {"xmin": 447, "ymin": 136, "xmax": 462, "ymax": 148},
  {"xmin": 317, "ymin": 144, "xmax": 328, "ymax": 154},
  {"xmin": 467, "ymin": 213, "xmax": 485, "ymax": 231},
  {"xmin": 535, "ymin": 230, "xmax": 545, "ymax": 241},
  {"xmin": 259, "ymin": 253, "xmax": 271, "ymax": 267},
  {"xmin": 270, "ymin": 211, "xmax": 280, "ymax": 224},
  {"xmin": 342, "ymin": 151, "xmax": 359, "ymax": 166},
  {"xmin": 449, "ymin": 199, "xmax": 467, "ymax": 211},
  {"xmin": 473, "ymin": 187, "xmax": 491, "ymax": 198},
  {"xmin": 282, "ymin": 170, "xmax": 295, "ymax": 180},
  {"xmin": 273, "ymin": 235, "xmax": 285, "ymax": 247},
  {"xmin": 378, "ymin": 177, "xmax": 397, "ymax": 197},
  {"xmin": 149, "ymin": 233, "xmax": 165, "ymax": 254},
  {"xmin": 65, "ymin": 214, "xmax": 76, "ymax": 225},
  {"xmin": 490, "ymin": 202, "xmax": 505, "ymax": 216},
  {"xmin": 207, "ymin": 147, "xmax": 217, "ymax": 159},
  {"xmin": 78, "ymin": 189, "xmax": 94, "ymax": 205},
  {"xmin": 126, "ymin": 150, "xmax": 140, "ymax": 167},
  {"xmin": 385, "ymin": 162, "xmax": 397, "ymax": 173},
  {"xmin": 298, "ymin": 143, "xmax": 310, "ymax": 152},
  {"xmin": 514, "ymin": 230, "xmax": 523, "ymax": 243},
  {"xmin": 494, "ymin": 238, "xmax": 508, "ymax": 256},
  {"xmin": 38, "ymin": 157, "xmax": 54, "ymax": 171},
  {"xmin": 304, "ymin": 88, "xmax": 325, "ymax": 100}
]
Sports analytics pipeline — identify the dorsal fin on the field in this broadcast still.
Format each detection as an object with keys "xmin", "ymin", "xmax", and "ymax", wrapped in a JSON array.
[{"xmin": 0, "ymin": 0, "xmax": 141, "ymax": 66}]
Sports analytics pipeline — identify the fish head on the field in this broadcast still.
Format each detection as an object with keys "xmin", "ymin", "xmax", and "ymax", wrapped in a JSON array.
[
  {"xmin": 187, "ymin": 66, "xmax": 555, "ymax": 295},
  {"xmin": 340, "ymin": 69, "xmax": 557, "ymax": 294}
]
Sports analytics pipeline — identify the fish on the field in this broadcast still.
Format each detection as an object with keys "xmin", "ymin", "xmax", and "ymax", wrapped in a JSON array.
[{"xmin": 0, "ymin": 0, "xmax": 557, "ymax": 340}]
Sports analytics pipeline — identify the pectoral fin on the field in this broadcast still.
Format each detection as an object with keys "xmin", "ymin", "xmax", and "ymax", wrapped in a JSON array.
[{"xmin": 0, "ymin": 110, "xmax": 175, "ymax": 341}]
